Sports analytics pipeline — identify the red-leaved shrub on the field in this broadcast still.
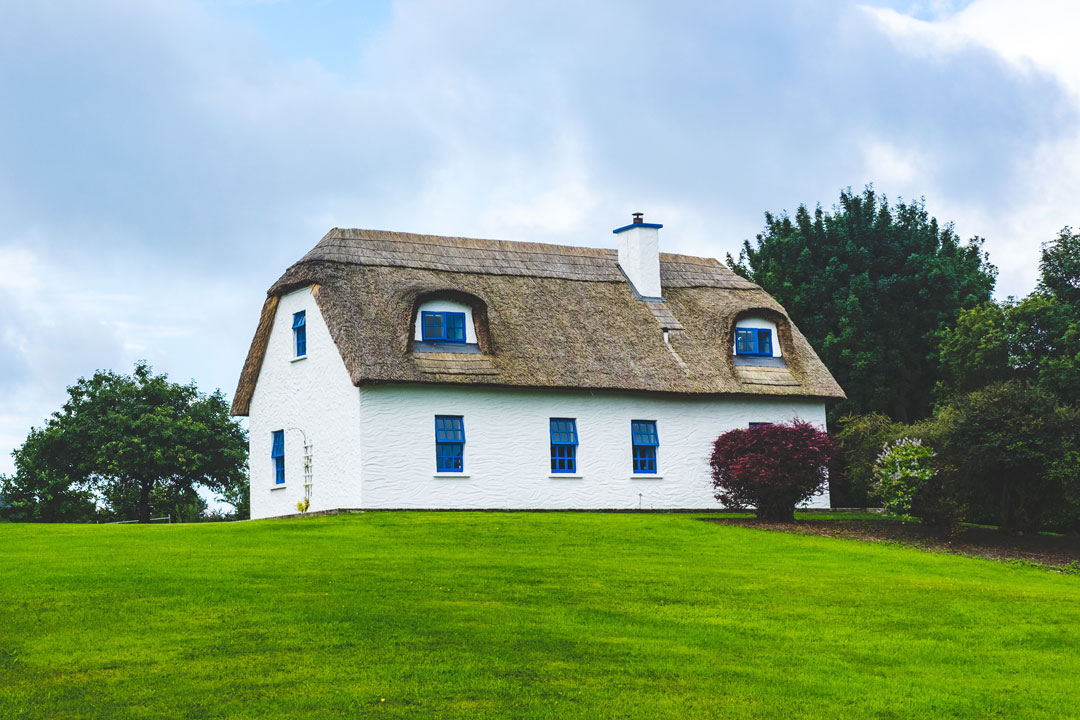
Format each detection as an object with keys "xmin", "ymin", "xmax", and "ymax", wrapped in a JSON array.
[{"xmin": 710, "ymin": 421, "xmax": 835, "ymax": 521}]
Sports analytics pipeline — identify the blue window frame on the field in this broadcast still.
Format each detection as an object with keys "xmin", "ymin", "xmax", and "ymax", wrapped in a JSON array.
[
  {"xmin": 735, "ymin": 327, "xmax": 772, "ymax": 356},
  {"xmin": 271, "ymin": 430, "xmax": 285, "ymax": 485},
  {"xmin": 550, "ymin": 418, "xmax": 579, "ymax": 474},
  {"xmin": 292, "ymin": 311, "xmax": 307, "ymax": 357},
  {"xmin": 631, "ymin": 420, "xmax": 659, "ymax": 474},
  {"xmin": 749, "ymin": 422, "xmax": 773, "ymax": 429},
  {"xmin": 434, "ymin": 416, "xmax": 465, "ymax": 472},
  {"xmin": 422, "ymin": 311, "xmax": 466, "ymax": 343}
]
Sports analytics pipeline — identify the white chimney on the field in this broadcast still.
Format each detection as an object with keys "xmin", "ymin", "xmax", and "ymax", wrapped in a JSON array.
[{"xmin": 614, "ymin": 213, "xmax": 663, "ymax": 299}]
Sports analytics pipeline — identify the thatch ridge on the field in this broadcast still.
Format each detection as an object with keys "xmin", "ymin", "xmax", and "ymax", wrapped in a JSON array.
[
  {"xmin": 232, "ymin": 228, "xmax": 844, "ymax": 416},
  {"xmin": 279, "ymin": 228, "xmax": 757, "ymax": 289}
]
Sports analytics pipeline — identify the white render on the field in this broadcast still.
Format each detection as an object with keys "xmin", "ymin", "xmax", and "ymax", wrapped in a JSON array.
[
  {"xmin": 357, "ymin": 384, "xmax": 829, "ymax": 511},
  {"xmin": 616, "ymin": 224, "xmax": 662, "ymax": 298},
  {"xmin": 247, "ymin": 288, "xmax": 830, "ymax": 518},
  {"xmin": 248, "ymin": 287, "xmax": 363, "ymax": 520},
  {"xmin": 734, "ymin": 316, "xmax": 782, "ymax": 357}
]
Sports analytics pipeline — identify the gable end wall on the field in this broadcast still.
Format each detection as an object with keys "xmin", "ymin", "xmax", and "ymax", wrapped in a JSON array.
[{"xmin": 248, "ymin": 287, "xmax": 362, "ymax": 520}]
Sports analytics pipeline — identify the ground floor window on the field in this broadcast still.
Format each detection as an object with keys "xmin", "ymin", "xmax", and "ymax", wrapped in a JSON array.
[
  {"xmin": 631, "ymin": 420, "xmax": 659, "ymax": 473},
  {"xmin": 550, "ymin": 418, "xmax": 579, "ymax": 473},
  {"xmin": 271, "ymin": 430, "xmax": 285, "ymax": 484},
  {"xmin": 435, "ymin": 415, "xmax": 465, "ymax": 472}
]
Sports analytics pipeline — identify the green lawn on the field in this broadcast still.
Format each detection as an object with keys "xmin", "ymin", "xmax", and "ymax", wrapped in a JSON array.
[{"xmin": 2, "ymin": 513, "xmax": 1079, "ymax": 719}]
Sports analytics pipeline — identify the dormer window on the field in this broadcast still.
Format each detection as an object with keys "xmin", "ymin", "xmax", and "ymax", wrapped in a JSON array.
[
  {"xmin": 735, "ymin": 327, "xmax": 772, "ymax": 356},
  {"xmin": 733, "ymin": 317, "xmax": 781, "ymax": 362},
  {"xmin": 414, "ymin": 298, "xmax": 483, "ymax": 354},
  {"xmin": 422, "ymin": 311, "xmax": 466, "ymax": 343}
]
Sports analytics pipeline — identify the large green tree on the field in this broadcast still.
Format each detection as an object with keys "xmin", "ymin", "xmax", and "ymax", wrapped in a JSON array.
[
  {"xmin": 0, "ymin": 428, "xmax": 98, "ymax": 522},
  {"xmin": 937, "ymin": 294, "xmax": 1080, "ymax": 405},
  {"xmin": 937, "ymin": 227, "xmax": 1080, "ymax": 406},
  {"xmin": 728, "ymin": 187, "xmax": 996, "ymax": 422},
  {"xmin": 0, "ymin": 362, "xmax": 248, "ymax": 523},
  {"xmin": 1038, "ymin": 226, "xmax": 1080, "ymax": 312}
]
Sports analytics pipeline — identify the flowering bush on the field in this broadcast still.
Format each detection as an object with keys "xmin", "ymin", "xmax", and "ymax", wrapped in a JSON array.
[
  {"xmin": 871, "ymin": 438, "xmax": 936, "ymax": 517},
  {"xmin": 710, "ymin": 421, "xmax": 835, "ymax": 521}
]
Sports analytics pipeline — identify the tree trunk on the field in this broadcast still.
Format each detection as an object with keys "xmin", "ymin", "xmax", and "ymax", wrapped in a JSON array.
[
  {"xmin": 756, "ymin": 501, "xmax": 796, "ymax": 523},
  {"xmin": 138, "ymin": 481, "xmax": 151, "ymax": 524}
]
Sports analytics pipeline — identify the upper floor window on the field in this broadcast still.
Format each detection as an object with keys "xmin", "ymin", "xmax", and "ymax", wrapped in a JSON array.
[
  {"xmin": 422, "ymin": 311, "xmax": 466, "ymax": 344},
  {"xmin": 631, "ymin": 420, "xmax": 659, "ymax": 474},
  {"xmin": 735, "ymin": 327, "xmax": 772, "ymax": 356},
  {"xmin": 434, "ymin": 415, "xmax": 465, "ymax": 472},
  {"xmin": 292, "ymin": 311, "xmax": 307, "ymax": 357},
  {"xmin": 550, "ymin": 418, "xmax": 579, "ymax": 474},
  {"xmin": 271, "ymin": 430, "xmax": 285, "ymax": 485}
]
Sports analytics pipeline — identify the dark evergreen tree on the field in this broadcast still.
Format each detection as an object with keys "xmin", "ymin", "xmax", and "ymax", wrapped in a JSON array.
[{"xmin": 728, "ymin": 187, "xmax": 996, "ymax": 422}]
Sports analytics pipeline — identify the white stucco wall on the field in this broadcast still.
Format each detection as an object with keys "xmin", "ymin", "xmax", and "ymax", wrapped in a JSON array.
[
  {"xmin": 357, "ymin": 384, "xmax": 830, "ymax": 510},
  {"xmin": 414, "ymin": 299, "xmax": 478, "ymax": 343},
  {"xmin": 734, "ymin": 316, "xmax": 782, "ymax": 357},
  {"xmin": 247, "ymin": 287, "xmax": 363, "ymax": 520}
]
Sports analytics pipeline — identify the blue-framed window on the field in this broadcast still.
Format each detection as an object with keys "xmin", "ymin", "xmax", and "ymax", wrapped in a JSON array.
[
  {"xmin": 631, "ymin": 420, "xmax": 659, "ymax": 474},
  {"xmin": 422, "ymin": 311, "xmax": 466, "ymax": 343},
  {"xmin": 434, "ymin": 415, "xmax": 465, "ymax": 472},
  {"xmin": 735, "ymin": 327, "xmax": 772, "ymax": 356},
  {"xmin": 292, "ymin": 311, "xmax": 307, "ymax": 357},
  {"xmin": 419, "ymin": 310, "xmax": 466, "ymax": 343},
  {"xmin": 271, "ymin": 430, "xmax": 285, "ymax": 485},
  {"xmin": 550, "ymin": 418, "xmax": 578, "ymax": 474},
  {"xmin": 749, "ymin": 422, "xmax": 773, "ymax": 429}
]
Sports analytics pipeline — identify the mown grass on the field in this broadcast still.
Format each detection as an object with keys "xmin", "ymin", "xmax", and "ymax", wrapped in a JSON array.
[{"xmin": 2, "ymin": 512, "xmax": 1079, "ymax": 719}]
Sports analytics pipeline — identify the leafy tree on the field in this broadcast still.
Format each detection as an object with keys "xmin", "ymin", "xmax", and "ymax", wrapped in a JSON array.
[
  {"xmin": 932, "ymin": 381, "xmax": 1078, "ymax": 533},
  {"xmin": 728, "ymin": 187, "xmax": 996, "ymax": 422},
  {"xmin": 937, "ymin": 294, "xmax": 1080, "ymax": 405},
  {"xmin": 1038, "ymin": 226, "xmax": 1080, "ymax": 312},
  {"xmin": 2, "ymin": 362, "xmax": 247, "ymax": 523},
  {"xmin": 99, "ymin": 481, "xmax": 208, "ymax": 524},
  {"xmin": 0, "ymin": 428, "xmax": 98, "ymax": 522},
  {"xmin": 215, "ymin": 470, "xmax": 249, "ymax": 521},
  {"xmin": 709, "ymin": 421, "xmax": 835, "ymax": 521}
]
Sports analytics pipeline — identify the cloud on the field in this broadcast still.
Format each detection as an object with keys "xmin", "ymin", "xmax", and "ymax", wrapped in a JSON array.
[
  {"xmin": 0, "ymin": 0, "xmax": 1077, "ymax": 471},
  {"xmin": 861, "ymin": 0, "xmax": 1080, "ymax": 295}
]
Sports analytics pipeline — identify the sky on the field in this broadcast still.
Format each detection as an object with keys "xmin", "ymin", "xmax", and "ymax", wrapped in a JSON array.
[{"xmin": 1, "ymin": 0, "xmax": 1078, "ymax": 478}]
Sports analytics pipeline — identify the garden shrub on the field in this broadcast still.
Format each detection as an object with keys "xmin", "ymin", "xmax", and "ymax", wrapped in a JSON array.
[
  {"xmin": 834, "ymin": 413, "xmax": 902, "ymax": 507},
  {"xmin": 933, "ymin": 380, "xmax": 1078, "ymax": 533},
  {"xmin": 710, "ymin": 421, "xmax": 835, "ymax": 521},
  {"xmin": 872, "ymin": 438, "xmax": 935, "ymax": 517}
]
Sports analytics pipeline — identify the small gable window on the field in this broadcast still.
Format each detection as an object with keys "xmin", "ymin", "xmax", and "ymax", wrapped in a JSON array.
[
  {"xmin": 292, "ymin": 311, "xmax": 307, "ymax": 357},
  {"xmin": 422, "ymin": 311, "xmax": 466, "ymax": 344},
  {"xmin": 550, "ymin": 418, "xmax": 579, "ymax": 474},
  {"xmin": 735, "ymin": 327, "xmax": 772, "ymax": 356},
  {"xmin": 631, "ymin": 420, "xmax": 659, "ymax": 474},
  {"xmin": 434, "ymin": 415, "xmax": 465, "ymax": 472},
  {"xmin": 271, "ymin": 430, "xmax": 285, "ymax": 485}
]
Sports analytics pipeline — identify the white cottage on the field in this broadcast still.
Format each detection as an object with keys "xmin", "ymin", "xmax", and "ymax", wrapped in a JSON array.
[{"xmin": 232, "ymin": 216, "xmax": 845, "ymax": 519}]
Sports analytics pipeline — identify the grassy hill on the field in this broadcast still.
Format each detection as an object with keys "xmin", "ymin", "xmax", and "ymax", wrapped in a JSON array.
[{"xmin": 2, "ymin": 512, "xmax": 1078, "ymax": 719}]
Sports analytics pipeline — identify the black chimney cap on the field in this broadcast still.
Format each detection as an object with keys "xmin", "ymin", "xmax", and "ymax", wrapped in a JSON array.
[{"xmin": 632, "ymin": 212, "xmax": 644, "ymax": 224}]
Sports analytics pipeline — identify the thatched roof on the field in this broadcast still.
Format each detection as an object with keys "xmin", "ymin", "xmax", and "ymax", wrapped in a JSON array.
[{"xmin": 232, "ymin": 228, "xmax": 844, "ymax": 415}]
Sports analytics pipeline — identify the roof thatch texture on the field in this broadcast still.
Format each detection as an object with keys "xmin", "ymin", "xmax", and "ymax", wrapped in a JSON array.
[{"xmin": 232, "ymin": 228, "xmax": 844, "ymax": 415}]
